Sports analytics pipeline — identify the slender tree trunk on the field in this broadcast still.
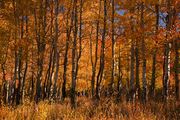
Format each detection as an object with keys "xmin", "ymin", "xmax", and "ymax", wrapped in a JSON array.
[
  {"xmin": 62, "ymin": 31, "xmax": 69, "ymax": 101},
  {"xmin": 110, "ymin": 0, "xmax": 115, "ymax": 94},
  {"xmin": 0, "ymin": 36, "xmax": 8, "ymax": 104},
  {"xmin": 90, "ymin": 23, "xmax": 99, "ymax": 98},
  {"xmin": 150, "ymin": 4, "xmax": 159, "ymax": 98},
  {"xmin": 16, "ymin": 10, "xmax": 25, "ymax": 105},
  {"xmin": 71, "ymin": 0, "xmax": 78, "ymax": 108},
  {"xmin": 21, "ymin": 15, "xmax": 29, "ymax": 104},
  {"xmin": 30, "ymin": 41, "xmax": 35, "ymax": 102},
  {"xmin": 34, "ymin": 7, "xmax": 42, "ymax": 103},
  {"xmin": 141, "ymin": 2, "xmax": 147, "ymax": 103},
  {"xmin": 163, "ymin": 0, "xmax": 171, "ymax": 101},
  {"xmin": 89, "ymin": 26, "xmax": 95, "ymax": 97},
  {"xmin": 43, "ymin": 49, "xmax": 53, "ymax": 99},
  {"xmin": 53, "ymin": 50, "xmax": 60, "ymax": 99},
  {"xmin": 163, "ymin": 43, "xmax": 171, "ymax": 101},
  {"xmin": 1, "ymin": 63, "xmax": 6, "ymax": 104},
  {"xmin": 70, "ymin": 0, "xmax": 83, "ymax": 108},
  {"xmin": 12, "ymin": 0, "xmax": 19, "ymax": 105},
  {"xmin": 129, "ymin": 6, "xmax": 135, "ymax": 101},
  {"xmin": 125, "ymin": 50, "xmax": 130, "ymax": 102},
  {"xmin": 62, "ymin": 0, "xmax": 74, "ymax": 101},
  {"xmin": 90, "ymin": 1, "xmax": 101, "ymax": 98},
  {"xmin": 30, "ymin": 73, "xmax": 34, "ymax": 102},
  {"xmin": 34, "ymin": 0, "xmax": 47, "ymax": 103},
  {"xmin": 150, "ymin": 50, "xmax": 157, "ymax": 97},
  {"xmin": 46, "ymin": 1, "xmax": 56, "ymax": 99},
  {"xmin": 75, "ymin": 0, "xmax": 83, "ymax": 76},
  {"xmin": 96, "ymin": 0, "xmax": 107, "ymax": 99},
  {"xmin": 116, "ymin": 44, "xmax": 123, "ymax": 102},
  {"xmin": 174, "ymin": 37, "xmax": 179, "ymax": 100},
  {"xmin": 171, "ymin": 5, "xmax": 179, "ymax": 101},
  {"xmin": 53, "ymin": 0, "xmax": 60, "ymax": 99},
  {"xmin": 130, "ymin": 40, "xmax": 135, "ymax": 101},
  {"xmin": 135, "ymin": 44, "xmax": 140, "ymax": 100}
]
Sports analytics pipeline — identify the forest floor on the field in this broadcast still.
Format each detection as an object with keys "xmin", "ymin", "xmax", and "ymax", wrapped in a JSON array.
[{"xmin": 0, "ymin": 97, "xmax": 180, "ymax": 120}]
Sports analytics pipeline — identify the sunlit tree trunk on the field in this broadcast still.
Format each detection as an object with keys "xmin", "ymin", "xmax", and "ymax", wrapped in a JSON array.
[
  {"xmin": 163, "ymin": 43, "xmax": 171, "ymax": 101},
  {"xmin": 16, "ymin": 15, "xmax": 24, "ymax": 105},
  {"xmin": 163, "ymin": 0, "xmax": 172, "ymax": 101},
  {"xmin": 11, "ymin": 0, "xmax": 19, "ymax": 105},
  {"xmin": 46, "ymin": 0, "xmax": 56, "ymax": 99}
]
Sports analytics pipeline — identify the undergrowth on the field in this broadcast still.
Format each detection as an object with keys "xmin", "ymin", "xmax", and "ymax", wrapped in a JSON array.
[{"xmin": 0, "ymin": 97, "xmax": 179, "ymax": 120}]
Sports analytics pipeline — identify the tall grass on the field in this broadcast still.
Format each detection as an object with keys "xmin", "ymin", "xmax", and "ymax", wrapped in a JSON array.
[{"xmin": 0, "ymin": 97, "xmax": 179, "ymax": 120}]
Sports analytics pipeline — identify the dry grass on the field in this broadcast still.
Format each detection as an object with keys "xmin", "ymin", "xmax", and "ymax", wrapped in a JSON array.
[{"xmin": 0, "ymin": 97, "xmax": 179, "ymax": 120}]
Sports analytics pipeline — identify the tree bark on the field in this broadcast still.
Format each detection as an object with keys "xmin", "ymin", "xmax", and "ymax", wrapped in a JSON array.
[
  {"xmin": 116, "ymin": 44, "xmax": 123, "ymax": 102},
  {"xmin": 71, "ymin": 0, "xmax": 78, "ymax": 108},
  {"xmin": 96, "ymin": 0, "xmax": 107, "ymax": 99},
  {"xmin": 163, "ymin": 0, "xmax": 171, "ymax": 101},
  {"xmin": 21, "ymin": 15, "xmax": 29, "ymax": 104},
  {"xmin": 150, "ymin": 4, "xmax": 159, "ymax": 98},
  {"xmin": 130, "ymin": 39, "xmax": 135, "ymax": 101},
  {"xmin": 141, "ymin": 2, "xmax": 147, "ymax": 103},
  {"xmin": 90, "ymin": 0, "xmax": 101, "ymax": 98},
  {"xmin": 62, "ymin": 0, "xmax": 74, "ymax": 101},
  {"xmin": 135, "ymin": 45, "xmax": 140, "ymax": 100},
  {"xmin": 34, "ymin": 0, "xmax": 47, "ymax": 103},
  {"xmin": 52, "ymin": 0, "xmax": 60, "ymax": 99},
  {"xmin": 110, "ymin": 0, "xmax": 115, "ymax": 94},
  {"xmin": 174, "ymin": 37, "xmax": 179, "ymax": 100}
]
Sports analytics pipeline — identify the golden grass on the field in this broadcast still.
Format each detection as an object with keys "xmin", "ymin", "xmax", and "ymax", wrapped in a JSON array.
[{"xmin": 0, "ymin": 97, "xmax": 179, "ymax": 120}]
